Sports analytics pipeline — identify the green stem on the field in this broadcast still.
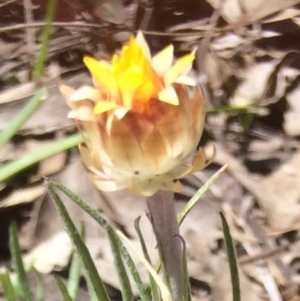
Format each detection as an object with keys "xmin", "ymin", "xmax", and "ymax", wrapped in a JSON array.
[
  {"xmin": 33, "ymin": 0, "xmax": 57, "ymax": 81},
  {"xmin": 0, "ymin": 88, "xmax": 47, "ymax": 149},
  {"xmin": 48, "ymin": 188, "xmax": 110, "ymax": 301},
  {"xmin": 206, "ymin": 106, "xmax": 248, "ymax": 114},
  {"xmin": 146, "ymin": 190, "xmax": 183, "ymax": 301},
  {"xmin": 220, "ymin": 212, "xmax": 241, "ymax": 301},
  {"xmin": 9, "ymin": 223, "xmax": 32, "ymax": 301},
  {"xmin": 48, "ymin": 180, "xmax": 150, "ymax": 301},
  {"xmin": 0, "ymin": 133, "xmax": 82, "ymax": 183},
  {"xmin": 106, "ymin": 227, "xmax": 134, "ymax": 301}
]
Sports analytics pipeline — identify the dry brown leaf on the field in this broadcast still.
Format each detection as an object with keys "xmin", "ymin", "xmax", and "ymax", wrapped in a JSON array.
[
  {"xmin": 0, "ymin": 83, "xmax": 37, "ymax": 104},
  {"xmin": 0, "ymin": 185, "xmax": 46, "ymax": 208},
  {"xmin": 0, "ymin": 73, "xmax": 92, "ymax": 134},
  {"xmin": 216, "ymin": 144, "xmax": 300, "ymax": 230},
  {"xmin": 260, "ymin": 151, "xmax": 300, "ymax": 229},
  {"xmin": 23, "ymin": 232, "xmax": 73, "ymax": 273},
  {"xmin": 284, "ymin": 85, "xmax": 300, "ymax": 136},
  {"xmin": 35, "ymin": 153, "xmax": 67, "ymax": 179},
  {"xmin": 205, "ymin": 0, "xmax": 300, "ymax": 24}
]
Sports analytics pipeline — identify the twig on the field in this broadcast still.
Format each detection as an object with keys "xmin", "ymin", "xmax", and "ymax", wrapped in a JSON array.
[
  {"xmin": 0, "ymin": 22, "xmax": 218, "ymax": 36},
  {"xmin": 0, "ymin": 0, "xmax": 17, "ymax": 8},
  {"xmin": 23, "ymin": 0, "xmax": 35, "ymax": 79},
  {"xmin": 0, "ymin": 22, "xmax": 107, "ymax": 33},
  {"xmin": 238, "ymin": 245, "xmax": 288, "ymax": 265}
]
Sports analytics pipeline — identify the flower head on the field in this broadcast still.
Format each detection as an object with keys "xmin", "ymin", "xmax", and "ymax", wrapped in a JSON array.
[{"xmin": 59, "ymin": 32, "xmax": 212, "ymax": 196}]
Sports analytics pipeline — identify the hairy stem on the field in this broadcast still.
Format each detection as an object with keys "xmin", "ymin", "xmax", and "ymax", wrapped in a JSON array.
[{"xmin": 147, "ymin": 190, "xmax": 183, "ymax": 301}]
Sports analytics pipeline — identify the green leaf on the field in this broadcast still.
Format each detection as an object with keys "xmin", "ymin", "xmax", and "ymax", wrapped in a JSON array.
[
  {"xmin": 116, "ymin": 236, "xmax": 150, "ymax": 301},
  {"xmin": 47, "ymin": 187, "xmax": 110, "ymax": 301},
  {"xmin": 47, "ymin": 180, "xmax": 150, "ymax": 301},
  {"xmin": 9, "ymin": 223, "xmax": 32, "ymax": 301},
  {"xmin": 220, "ymin": 212, "xmax": 241, "ymax": 301},
  {"xmin": 0, "ymin": 88, "xmax": 47, "ymax": 149},
  {"xmin": 134, "ymin": 217, "xmax": 159, "ymax": 301},
  {"xmin": 106, "ymin": 227, "xmax": 134, "ymax": 301},
  {"xmin": 0, "ymin": 272, "xmax": 17, "ymax": 301},
  {"xmin": 67, "ymin": 223, "xmax": 84, "ymax": 300},
  {"xmin": 84, "ymin": 273, "xmax": 98, "ymax": 301},
  {"xmin": 0, "ymin": 133, "xmax": 82, "ymax": 183},
  {"xmin": 56, "ymin": 277, "xmax": 73, "ymax": 301},
  {"xmin": 180, "ymin": 237, "xmax": 191, "ymax": 301},
  {"xmin": 206, "ymin": 106, "xmax": 248, "ymax": 114},
  {"xmin": 178, "ymin": 165, "xmax": 227, "ymax": 225},
  {"xmin": 33, "ymin": 0, "xmax": 57, "ymax": 81},
  {"xmin": 32, "ymin": 268, "xmax": 45, "ymax": 301}
]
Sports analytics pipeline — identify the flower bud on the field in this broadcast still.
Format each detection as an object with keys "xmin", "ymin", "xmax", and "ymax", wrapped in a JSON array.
[{"xmin": 59, "ymin": 32, "xmax": 212, "ymax": 196}]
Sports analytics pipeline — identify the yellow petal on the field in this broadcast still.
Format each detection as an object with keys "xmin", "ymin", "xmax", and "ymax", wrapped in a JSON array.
[
  {"xmin": 138, "ymin": 127, "xmax": 169, "ymax": 174},
  {"xmin": 174, "ymin": 85, "xmax": 204, "ymax": 150},
  {"xmin": 58, "ymin": 84, "xmax": 74, "ymax": 101},
  {"xmin": 79, "ymin": 143, "xmax": 102, "ymax": 174},
  {"xmin": 176, "ymin": 146, "xmax": 216, "ymax": 179},
  {"xmin": 158, "ymin": 86, "xmax": 179, "ymax": 105},
  {"xmin": 113, "ymin": 107, "xmax": 129, "ymax": 119},
  {"xmin": 91, "ymin": 173, "xmax": 126, "ymax": 191},
  {"xmin": 152, "ymin": 45, "xmax": 174, "ymax": 76},
  {"xmin": 127, "ymin": 179, "xmax": 161, "ymax": 196},
  {"xmin": 136, "ymin": 31, "xmax": 151, "ymax": 60},
  {"xmin": 67, "ymin": 111, "xmax": 77, "ymax": 119},
  {"xmin": 79, "ymin": 124, "xmax": 114, "ymax": 169},
  {"xmin": 70, "ymin": 86, "xmax": 100, "ymax": 102},
  {"xmin": 106, "ymin": 112, "xmax": 175, "ymax": 179},
  {"xmin": 104, "ymin": 115, "xmax": 149, "ymax": 176},
  {"xmin": 175, "ymin": 75, "xmax": 196, "ymax": 86},
  {"xmin": 164, "ymin": 52, "xmax": 195, "ymax": 86},
  {"xmin": 163, "ymin": 180, "xmax": 181, "ymax": 193},
  {"xmin": 83, "ymin": 56, "xmax": 118, "ymax": 98},
  {"xmin": 67, "ymin": 101, "xmax": 96, "ymax": 122},
  {"xmin": 118, "ymin": 36, "xmax": 143, "ymax": 70},
  {"xmin": 94, "ymin": 101, "xmax": 118, "ymax": 114},
  {"xmin": 148, "ymin": 98, "xmax": 187, "ymax": 158}
]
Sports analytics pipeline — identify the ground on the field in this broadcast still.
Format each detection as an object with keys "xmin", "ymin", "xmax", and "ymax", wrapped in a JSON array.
[{"xmin": 1, "ymin": 0, "xmax": 300, "ymax": 300}]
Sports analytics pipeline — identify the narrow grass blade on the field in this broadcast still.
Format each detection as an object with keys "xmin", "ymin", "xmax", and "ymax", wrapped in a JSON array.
[
  {"xmin": 116, "ymin": 230, "xmax": 171, "ymax": 301},
  {"xmin": 48, "ymin": 180, "xmax": 110, "ymax": 229},
  {"xmin": 85, "ymin": 273, "xmax": 98, "ymax": 301},
  {"xmin": 0, "ymin": 272, "xmax": 17, "ymax": 301},
  {"xmin": 67, "ymin": 223, "xmax": 84, "ymax": 300},
  {"xmin": 47, "ymin": 187, "xmax": 110, "ymax": 301},
  {"xmin": 9, "ymin": 223, "xmax": 32, "ymax": 301},
  {"xmin": 220, "ymin": 212, "xmax": 241, "ymax": 301},
  {"xmin": 33, "ymin": 0, "xmax": 57, "ymax": 81},
  {"xmin": 0, "ymin": 88, "xmax": 47, "ymax": 149},
  {"xmin": 177, "ymin": 164, "xmax": 227, "ymax": 225},
  {"xmin": 106, "ymin": 227, "xmax": 134, "ymax": 301},
  {"xmin": 180, "ymin": 237, "xmax": 191, "ymax": 301},
  {"xmin": 206, "ymin": 106, "xmax": 248, "ymax": 114},
  {"xmin": 241, "ymin": 113, "xmax": 254, "ymax": 132},
  {"xmin": 32, "ymin": 268, "xmax": 45, "ymax": 301},
  {"xmin": 56, "ymin": 277, "xmax": 73, "ymax": 301},
  {"xmin": 116, "ymin": 237, "xmax": 150, "ymax": 301},
  {"xmin": 134, "ymin": 217, "xmax": 159, "ymax": 301},
  {"xmin": 47, "ymin": 180, "xmax": 150, "ymax": 301},
  {"xmin": 0, "ymin": 132, "xmax": 82, "ymax": 183}
]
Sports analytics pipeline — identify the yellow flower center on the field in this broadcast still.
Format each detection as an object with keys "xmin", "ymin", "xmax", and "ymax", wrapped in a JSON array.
[{"xmin": 84, "ymin": 35, "xmax": 163, "ymax": 114}]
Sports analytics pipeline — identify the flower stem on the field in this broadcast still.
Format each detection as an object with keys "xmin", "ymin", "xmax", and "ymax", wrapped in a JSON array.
[{"xmin": 147, "ymin": 190, "xmax": 183, "ymax": 301}]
